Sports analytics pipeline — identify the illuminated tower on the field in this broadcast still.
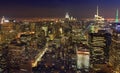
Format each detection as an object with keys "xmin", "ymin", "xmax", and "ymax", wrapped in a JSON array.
[
  {"xmin": 115, "ymin": 9, "xmax": 119, "ymax": 23},
  {"xmin": 1, "ymin": 16, "xmax": 5, "ymax": 24},
  {"xmin": 1, "ymin": 16, "xmax": 9, "ymax": 24},
  {"xmin": 94, "ymin": 6, "xmax": 104, "ymax": 23},
  {"xmin": 65, "ymin": 12, "xmax": 70, "ymax": 19}
]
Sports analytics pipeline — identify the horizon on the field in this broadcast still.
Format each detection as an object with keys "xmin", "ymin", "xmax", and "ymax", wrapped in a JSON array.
[{"xmin": 0, "ymin": 0, "xmax": 120, "ymax": 18}]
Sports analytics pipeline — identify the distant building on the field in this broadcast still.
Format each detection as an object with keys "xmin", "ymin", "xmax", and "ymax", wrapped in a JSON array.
[
  {"xmin": 65, "ymin": 12, "xmax": 76, "ymax": 21},
  {"xmin": 65, "ymin": 12, "xmax": 70, "ymax": 19},
  {"xmin": 0, "ymin": 21, "xmax": 16, "ymax": 43},
  {"xmin": 1, "ymin": 16, "xmax": 10, "ymax": 24}
]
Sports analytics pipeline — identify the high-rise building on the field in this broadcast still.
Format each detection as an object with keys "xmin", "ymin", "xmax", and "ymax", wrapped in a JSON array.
[
  {"xmin": 109, "ymin": 23, "xmax": 120, "ymax": 72},
  {"xmin": 0, "ymin": 45, "xmax": 8, "ymax": 73},
  {"xmin": 65, "ymin": 12, "xmax": 70, "ymax": 19},
  {"xmin": 88, "ymin": 31, "xmax": 111, "ymax": 71},
  {"xmin": 115, "ymin": 9, "xmax": 119, "ymax": 23},
  {"xmin": 65, "ymin": 12, "xmax": 76, "ymax": 21},
  {"xmin": 7, "ymin": 44, "xmax": 32, "ymax": 73},
  {"xmin": 0, "ymin": 21, "xmax": 16, "ymax": 44},
  {"xmin": 0, "ymin": 16, "xmax": 11, "ymax": 24},
  {"xmin": 94, "ymin": 6, "xmax": 104, "ymax": 23}
]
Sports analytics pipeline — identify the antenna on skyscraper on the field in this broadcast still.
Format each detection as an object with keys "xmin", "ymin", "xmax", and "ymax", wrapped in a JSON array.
[{"xmin": 97, "ymin": 5, "xmax": 99, "ymax": 16}]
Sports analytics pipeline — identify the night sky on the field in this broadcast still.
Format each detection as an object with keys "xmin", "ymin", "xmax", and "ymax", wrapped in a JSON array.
[{"xmin": 0, "ymin": 0, "xmax": 120, "ymax": 18}]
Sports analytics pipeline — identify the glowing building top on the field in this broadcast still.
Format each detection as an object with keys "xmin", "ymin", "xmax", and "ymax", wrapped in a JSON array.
[
  {"xmin": 1, "ymin": 16, "xmax": 5, "ymax": 24},
  {"xmin": 115, "ymin": 9, "xmax": 119, "ymax": 23},
  {"xmin": 65, "ymin": 12, "xmax": 70, "ymax": 19},
  {"xmin": 94, "ymin": 6, "xmax": 104, "ymax": 23},
  {"xmin": 1, "ymin": 16, "xmax": 9, "ymax": 24},
  {"xmin": 64, "ymin": 12, "xmax": 76, "ymax": 21}
]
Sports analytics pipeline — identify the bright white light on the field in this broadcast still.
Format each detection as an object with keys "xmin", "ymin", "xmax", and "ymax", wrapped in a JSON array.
[{"xmin": 4, "ymin": 20, "xmax": 9, "ymax": 22}]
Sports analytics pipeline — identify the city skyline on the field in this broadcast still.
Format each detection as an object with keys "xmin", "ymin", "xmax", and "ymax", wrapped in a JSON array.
[
  {"xmin": 0, "ymin": 0, "xmax": 120, "ymax": 18},
  {"xmin": 1, "ymin": 1, "xmax": 120, "ymax": 72}
]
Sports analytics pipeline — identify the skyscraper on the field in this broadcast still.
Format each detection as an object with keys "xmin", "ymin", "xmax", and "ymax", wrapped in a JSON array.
[
  {"xmin": 109, "ymin": 24, "xmax": 120, "ymax": 72},
  {"xmin": 115, "ymin": 9, "xmax": 119, "ymax": 23},
  {"xmin": 88, "ymin": 31, "xmax": 111, "ymax": 71},
  {"xmin": 65, "ymin": 12, "xmax": 70, "ymax": 19},
  {"xmin": 94, "ymin": 6, "xmax": 104, "ymax": 23}
]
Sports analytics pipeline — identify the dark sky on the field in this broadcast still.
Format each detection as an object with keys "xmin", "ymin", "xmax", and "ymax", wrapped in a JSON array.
[{"xmin": 0, "ymin": 0, "xmax": 120, "ymax": 18}]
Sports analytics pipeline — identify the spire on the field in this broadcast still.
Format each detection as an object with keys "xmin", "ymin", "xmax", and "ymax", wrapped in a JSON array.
[
  {"xmin": 97, "ymin": 6, "xmax": 99, "ymax": 16},
  {"xmin": 115, "ymin": 9, "xmax": 119, "ymax": 23}
]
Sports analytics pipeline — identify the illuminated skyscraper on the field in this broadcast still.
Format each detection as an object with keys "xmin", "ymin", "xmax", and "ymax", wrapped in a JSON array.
[
  {"xmin": 1, "ymin": 16, "xmax": 9, "ymax": 24},
  {"xmin": 1, "ymin": 16, "xmax": 5, "ymax": 24},
  {"xmin": 65, "ymin": 12, "xmax": 70, "ymax": 19},
  {"xmin": 115, "ymin": 9, "xmax": 119, "ymax": 23},
  {"xmin": 94, "ymin": 6, "xmax": 104, "ymax": 23},
  {"xmin": 109, "ymin": 24, "xmax": 120, "ymax": 72},
  {"xmin": 88, "ymin": 31, "xmax": 111, "ymax": 71}
]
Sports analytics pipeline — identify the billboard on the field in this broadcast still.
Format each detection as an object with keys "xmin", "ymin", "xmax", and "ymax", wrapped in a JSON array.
[
  {"xmin": 116, "ymin": 23, "xmax": 120, "ymax": 33},
  {"xmin": 113, "ymin": 23, "xmax": 120, "ymax": 33}
]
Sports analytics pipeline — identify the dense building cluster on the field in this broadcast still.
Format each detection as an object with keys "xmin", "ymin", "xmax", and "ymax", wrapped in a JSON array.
[{"xmin": 0, "ymin": 11, "xmax": 120, "ymax": 73}]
